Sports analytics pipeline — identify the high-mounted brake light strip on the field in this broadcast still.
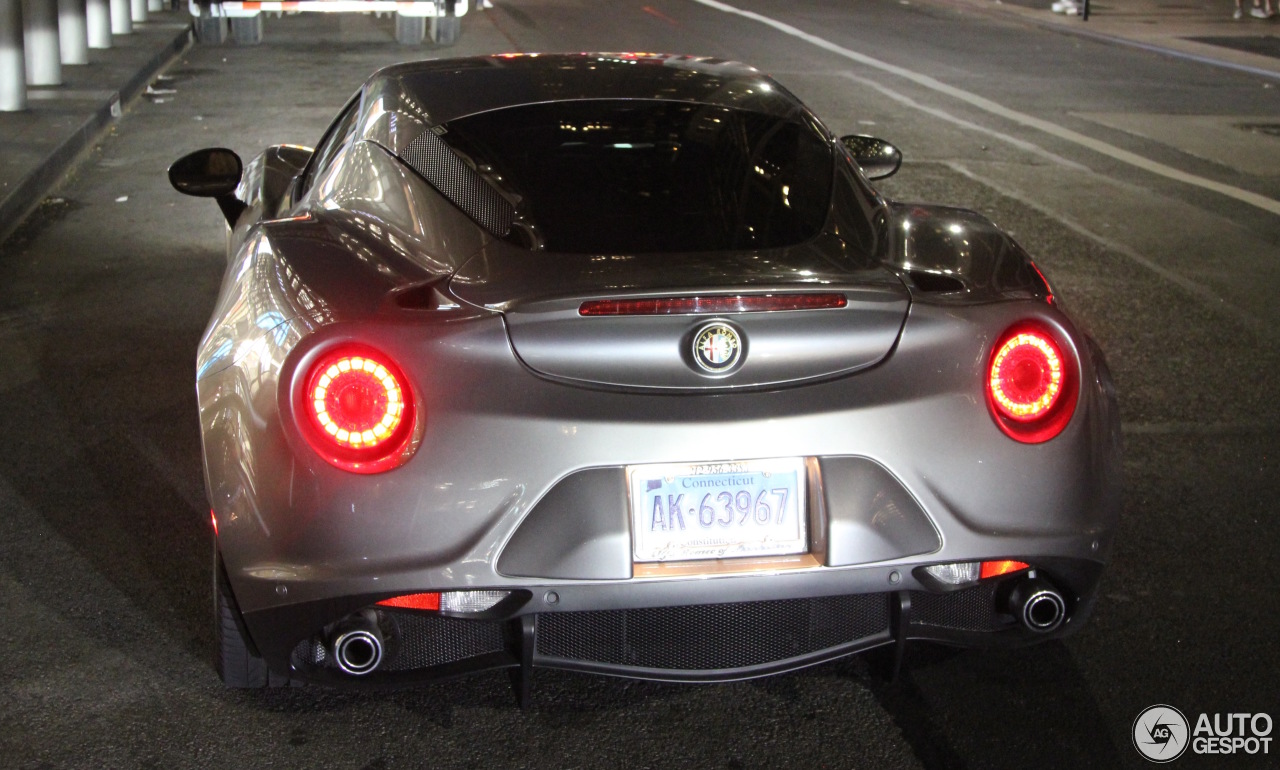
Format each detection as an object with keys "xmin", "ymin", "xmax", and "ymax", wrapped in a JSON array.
[{"xmin": 579, "ymin": 293, "xmax": 847, "ymax": 316}]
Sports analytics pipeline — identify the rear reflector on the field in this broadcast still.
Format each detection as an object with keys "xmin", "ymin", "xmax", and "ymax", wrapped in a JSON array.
[
  {"xmin": 374, "ymin": 590, "xmax": 511, "ymax": 613},
  {"xmin": 980, "ymin": 560, "xmax": 1030, "ymax": 579},
  {"xmin": 579, "ymin": 293, "xmax": 848, "ymax": 316},
  {"xmin": 376, "ymin": 593, "xmax": 440, "ymax": 611}
]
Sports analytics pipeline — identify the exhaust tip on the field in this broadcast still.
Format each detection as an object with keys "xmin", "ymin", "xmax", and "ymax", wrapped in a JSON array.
[
  {"xmin": 1007, "ymin": 577, "xmax": 1067, "ymax": 633},
  {"xmin": 332, "ymin": 627, "xmax": 383, "ymax": 676}
]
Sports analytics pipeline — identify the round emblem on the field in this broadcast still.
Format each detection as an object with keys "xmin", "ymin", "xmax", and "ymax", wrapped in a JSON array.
[
  {"xmin": 1131, "ymin": 704, "xmax": 1189, "ymax": 763},
  {"xmin": 692, "ymin": 323, "xmax": 743, "ymax": 374}
]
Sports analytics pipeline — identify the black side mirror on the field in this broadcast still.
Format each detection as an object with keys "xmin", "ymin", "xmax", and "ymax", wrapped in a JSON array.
[
  {"xmin": 169, "ymin": 148, "xmax": 247, "ymax": 224},
  {"xmin": 840, "ymin": 135, "xmax": 903, "ymax": 180}
]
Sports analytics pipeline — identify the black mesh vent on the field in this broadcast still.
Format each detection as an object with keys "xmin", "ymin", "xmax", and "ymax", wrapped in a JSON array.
[
  {"xmin": 537, "ymin": 595, "xmax": 890, "ymax": 671},
  {"xmin": 292, "ymin": 612, "xmax": 505, "ymax": 673},
  {"xmin": 400, "ymin": 129, "xmax": 515, "ymax": 236},
  {"xmin": 909, "ymin": 583, "xmax": 1012, "ymax": 631},
  {"xmin": 383, "ymin": 612, "xmax": 506, "ymax": 671}
]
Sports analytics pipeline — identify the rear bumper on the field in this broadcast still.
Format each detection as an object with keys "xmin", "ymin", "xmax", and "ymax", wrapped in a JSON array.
[{"xmin": 241, "ymin": 557, "xmax": 1104, "ymax": 690}]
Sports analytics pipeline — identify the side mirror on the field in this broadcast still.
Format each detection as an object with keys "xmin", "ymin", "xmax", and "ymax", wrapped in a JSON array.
[
  {"xmin": 840, "ymin": 135, "xmax": 903, "ymax": 180},
  {"xmin": 169, "ymin": 148, "xmax": 247, "ymax": 224}
]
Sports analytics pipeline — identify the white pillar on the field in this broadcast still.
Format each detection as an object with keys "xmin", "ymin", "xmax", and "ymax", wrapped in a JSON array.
[
  {"xmin": 129, "ymin": 0, "xmax": 144, "ymax": 23},
  {"xmin": 57, "ymin": 0, "xmax": 86, "ymax": 63},
  {"xmin": 85, "ymin": 0, "xmax": 108, "ymax": 46},
  {"xmin": 1, "ymin": 0, "xmax": 26, "ymax": 111},
  {"xmin": 109, "ymin": 0, "xmax": 129, "ymax": 34},
  {"xmin": 146, "ymin": 0, "xmax": 160, "ymax": 11},
  {"xmin": 23, "ymin": 0, "xmax": 60, "ymax": 86}
]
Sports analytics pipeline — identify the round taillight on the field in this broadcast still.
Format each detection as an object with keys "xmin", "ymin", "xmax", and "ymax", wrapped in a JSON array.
[
  {"xmin": 301, "ymin": 347, "xmax": 417, "ymax": 473},
  {"xmin": 986, "ymin": 324, "xmax": 1076, "ymax": 443}
]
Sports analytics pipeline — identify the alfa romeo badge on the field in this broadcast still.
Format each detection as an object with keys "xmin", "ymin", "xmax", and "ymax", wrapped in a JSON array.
[{"xmin": 692, "ymin": 322, "xmax": 743, "ymax": 374}]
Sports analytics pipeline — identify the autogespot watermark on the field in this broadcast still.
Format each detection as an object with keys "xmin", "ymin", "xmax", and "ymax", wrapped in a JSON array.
[{"xmin": 1133, "ymin": 705, "xmax": 1273, "ymax": 763}]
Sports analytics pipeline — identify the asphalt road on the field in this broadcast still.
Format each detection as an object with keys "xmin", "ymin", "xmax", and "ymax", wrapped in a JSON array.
[{"xmin": 1, "ymin": 2, "xmax": 1278, "ymax": 768}]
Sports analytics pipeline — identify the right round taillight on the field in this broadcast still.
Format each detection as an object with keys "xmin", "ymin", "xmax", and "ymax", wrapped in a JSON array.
[
  {"xmin": 299, "ymin": 346, "xmax": 418, "ymax": 473},
  {"xmin": 986, "ymin": 324, "xmax": 1077, "ymax": 443}
]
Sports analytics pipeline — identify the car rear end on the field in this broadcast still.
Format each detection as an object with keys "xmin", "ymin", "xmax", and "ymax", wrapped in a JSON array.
[{"xmin": 202, "ymin": 55, "xmax": 1120, "ymax": 691}]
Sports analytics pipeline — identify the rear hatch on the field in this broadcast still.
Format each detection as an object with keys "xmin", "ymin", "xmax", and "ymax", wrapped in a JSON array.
[{"xmin": 449, "ymin": 237, "xmax": 909, "ymax": 391}]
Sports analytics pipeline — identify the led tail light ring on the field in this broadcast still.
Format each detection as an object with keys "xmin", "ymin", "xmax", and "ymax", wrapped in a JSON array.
[
  {"xmin": 986, "ymin": 323, "xmax": 1077, "ymax": 443},
  {"xmin": 299, "ymin": 346, "xmax": 418, "ymax": 473}
]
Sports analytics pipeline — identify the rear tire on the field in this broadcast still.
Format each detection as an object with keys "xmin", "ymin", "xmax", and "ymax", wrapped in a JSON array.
[{"xmin": 214, "ymin": 546, "xmax": 292, "ymax": 687}]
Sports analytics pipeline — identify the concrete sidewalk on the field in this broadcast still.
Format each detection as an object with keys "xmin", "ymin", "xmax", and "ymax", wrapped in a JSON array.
[
  {"xmin": 0, "ymin": 0, "xmax": 1277, "ymax": 246},
  {"xmin": 0, "ymin": 14, "xmax": 191, "ymax": 245}
]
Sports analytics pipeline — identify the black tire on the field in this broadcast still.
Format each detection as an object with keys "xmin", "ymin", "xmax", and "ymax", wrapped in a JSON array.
[
  {"xmin": 214, "ymin": 547, "xmax": 292, "ymax": 687},
  {"xmin": 429, "ymin": 14, "xmax": 460, "ymax": 46}
]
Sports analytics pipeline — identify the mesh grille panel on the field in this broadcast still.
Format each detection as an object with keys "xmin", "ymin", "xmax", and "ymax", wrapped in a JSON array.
[
  {"xmin": 292, "ymin": 612, "xmax": 506, "ymax": 673},
  {"xmin": 909, "ymin": 583, "xmax": 1011, "ymax": 631},
  {"xmin": 400, "ymin": 129, "xmax": 515, "ymax": 235},
  {"xmin": 384, "ymin": 612, "xmax": 506, "ymax": 671},
  {"xmin": 537, "ymin": 595, "xmax": 890, "ymax": 671}
]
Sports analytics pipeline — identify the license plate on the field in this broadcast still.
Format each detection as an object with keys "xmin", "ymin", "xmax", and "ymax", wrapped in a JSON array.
[{"xmin": 628, "ymin": 458, "xmax": 807, "ymax": 563}]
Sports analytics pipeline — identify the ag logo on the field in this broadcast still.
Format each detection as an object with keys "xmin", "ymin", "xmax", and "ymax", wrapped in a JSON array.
[
  {"xmin": 1133, "ymin": 705, "xmax": 1190, "ymax": 762},
  {"xmin": 691, "ymin": 322, "xmax": 743, "ymax": 374}
]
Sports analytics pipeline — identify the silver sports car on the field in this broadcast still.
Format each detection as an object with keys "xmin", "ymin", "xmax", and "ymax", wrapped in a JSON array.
[{"xmin": 170, "ymin": 53, "xmax": 1120, "ymax": 700}]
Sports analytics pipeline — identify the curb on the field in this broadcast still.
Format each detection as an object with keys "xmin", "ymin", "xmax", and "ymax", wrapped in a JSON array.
[{"xmin": 0, "ymin": 24, "xmax": 194, "ymax": 246}]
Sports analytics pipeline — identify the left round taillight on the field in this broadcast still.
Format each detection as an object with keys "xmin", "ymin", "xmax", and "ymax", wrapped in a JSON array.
[
  {"xmin": 986, "ymin": 324, "xmax": 1077, "ymax": 443},
  {"xmin": 300, "ymin": 347, "xmax": 418, "ymax": 473}
]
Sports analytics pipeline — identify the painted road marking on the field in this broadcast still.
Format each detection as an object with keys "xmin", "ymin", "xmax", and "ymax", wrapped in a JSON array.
[{"xmin": 690, "ymin": 0, "xmax": 1280, "ymax": 217}]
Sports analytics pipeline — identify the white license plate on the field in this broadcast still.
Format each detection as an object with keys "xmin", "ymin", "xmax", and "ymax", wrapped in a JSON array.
[{"xmin": 628, "ymin": 458, "xmax": 807, "ymax": 563}]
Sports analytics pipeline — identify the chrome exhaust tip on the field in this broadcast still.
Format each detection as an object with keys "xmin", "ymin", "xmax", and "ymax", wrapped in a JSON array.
[
  {"xmin": 1007, "ymin": 577, "xmax": 1067, "ymax": 633},
  {"xmin": 330, "ymin": 616, "xmax": 384, "ymax": 676}
]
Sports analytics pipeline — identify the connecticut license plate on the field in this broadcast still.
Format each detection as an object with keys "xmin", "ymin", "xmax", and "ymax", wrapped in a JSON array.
[{"xmin": 628, "ymin": 458, "xmax": 807, "ymax": 563}]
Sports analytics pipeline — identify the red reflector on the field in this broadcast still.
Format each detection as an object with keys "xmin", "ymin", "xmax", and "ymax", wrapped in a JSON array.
[
  {"xmin": 579, "ymin": 293, "xmax": 847, "ymax": 316},
  {"xmin": 210, "ymin": 509, "xmax": 218, "ymax": 537},
  {"xmin": 376, "ymin": 593, "xmax": 441, "ymax": 611},
  {"xmin": 981, "ymin": 560, "xmax": 1030, "ymax": 579}
]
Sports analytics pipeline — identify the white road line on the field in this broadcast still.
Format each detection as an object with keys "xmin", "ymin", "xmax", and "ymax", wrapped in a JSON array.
[
  {"xmin": 942, "ymin": 161, "xmax": 1266, "ymax": 333},
  {"xmin": 690, "ymin": 0, "xmax": 1280, "ymax": 217},
  {"xmin": 837, "ymin": 71, "xmax": 1088, "ymax": 172}
]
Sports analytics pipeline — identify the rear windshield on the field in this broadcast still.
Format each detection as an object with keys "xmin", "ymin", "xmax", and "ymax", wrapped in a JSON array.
[{"xmin": 438, "ymin": 100, "xmax": 835, "ymax": 253}]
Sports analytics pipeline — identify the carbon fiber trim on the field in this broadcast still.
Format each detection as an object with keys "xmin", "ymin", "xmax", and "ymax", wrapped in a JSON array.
[{"xmin": 400, "ymin": 129, "xmax": 515, "ymax": 235}]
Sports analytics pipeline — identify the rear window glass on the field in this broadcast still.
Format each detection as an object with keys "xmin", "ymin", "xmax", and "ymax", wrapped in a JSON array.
[{"xmin": 437, "ymin": 100, "xmax": 834, "ymax": 253}]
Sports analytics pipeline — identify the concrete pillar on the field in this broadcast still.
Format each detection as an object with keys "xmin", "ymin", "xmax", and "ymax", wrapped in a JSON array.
[
  {"xmin": 1, "ymin": 0, "xmax": 26, "ymax": 111},
  {"xmin": 23, "ymin": 0, "xmax": 60, "ymax": 86},
  {"xmin": 57, "ymin": 0, "xmax": 86, "ymax": 63},
  {"xmin": 129, "ymin": 0, "xmax": 144, "ymax": 23},
  {"xmin": 109, "ymin": 0, "xmax": 129, "ymax": 34},
  {"xmin": 85, "ymin": 0, "xmax": 108, "ymax": 46},
  {"xmin": 146, "ymin": 0, "xmax": 160, "ymax": 11}
]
